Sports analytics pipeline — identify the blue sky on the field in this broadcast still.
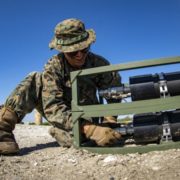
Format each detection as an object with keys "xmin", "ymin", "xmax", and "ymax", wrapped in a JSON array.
[{"xmin": 0, "ymin": 0, "xmax": 180, "ymax": 121}]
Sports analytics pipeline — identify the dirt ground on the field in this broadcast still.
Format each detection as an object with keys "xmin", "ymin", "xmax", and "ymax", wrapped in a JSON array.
[{"xmin": 0, "ymin": 124, "xmax": 180, "ymax": 180}]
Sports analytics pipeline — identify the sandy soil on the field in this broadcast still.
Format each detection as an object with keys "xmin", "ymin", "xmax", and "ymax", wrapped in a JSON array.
[{"xmin": 0, "ymin": 124, "xmax": 180, "ymax": 180}]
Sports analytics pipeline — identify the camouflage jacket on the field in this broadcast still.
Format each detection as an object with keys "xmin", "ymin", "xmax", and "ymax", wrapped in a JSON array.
[{"xmin": 42, "ymin": 52, "xmax": 121, "ymax": 130}]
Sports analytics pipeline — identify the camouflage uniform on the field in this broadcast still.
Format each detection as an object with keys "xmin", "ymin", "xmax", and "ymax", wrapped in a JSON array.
[
  {"xmin": 5, "ymin": 52, "xmax": 121, "ymax": 130},
  {"xmin": 0, "ymin": 18, "xmax": 122, "ymax": 153}
]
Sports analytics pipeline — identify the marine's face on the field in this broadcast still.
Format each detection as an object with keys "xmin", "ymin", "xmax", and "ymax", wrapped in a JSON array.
[{"xmin": 64, "ymin": 47, "xmax": 89, "ymax": 68}]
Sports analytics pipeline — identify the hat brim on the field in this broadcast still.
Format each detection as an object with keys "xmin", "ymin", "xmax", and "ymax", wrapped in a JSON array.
[{"xmin": 49, "ymin": 29, "xmax": 96, "ymax": 53}]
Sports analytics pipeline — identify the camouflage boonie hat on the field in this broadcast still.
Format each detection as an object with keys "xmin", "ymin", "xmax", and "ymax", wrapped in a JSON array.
[{"xmin": 49, "ymin": 18, "xmax": 96, "ymax": 53}]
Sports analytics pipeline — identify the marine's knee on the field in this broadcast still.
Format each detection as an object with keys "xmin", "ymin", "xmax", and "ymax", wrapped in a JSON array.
[{"xmin": 49, "ymin": 127, "xmax": 73, "ymax": 147}]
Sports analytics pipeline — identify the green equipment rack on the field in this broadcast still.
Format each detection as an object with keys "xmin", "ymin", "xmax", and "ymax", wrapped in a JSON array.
[{"xmin": 71, "ymin": 56, "xmax": 180, "ymax": 154}]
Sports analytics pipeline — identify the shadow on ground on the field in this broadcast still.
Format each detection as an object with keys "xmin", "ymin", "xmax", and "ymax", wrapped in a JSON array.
[{"xmin": 19, "ymin": 141, "xmax": 59, "ymax": 155}]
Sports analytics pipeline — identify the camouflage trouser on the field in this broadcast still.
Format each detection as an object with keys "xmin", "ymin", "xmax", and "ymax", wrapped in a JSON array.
[{"xmin": 4, "ymin": 72, "xmax": 45, "ymax": 122}]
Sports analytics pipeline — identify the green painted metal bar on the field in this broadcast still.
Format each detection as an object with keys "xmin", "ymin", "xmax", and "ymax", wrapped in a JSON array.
[
  {"xmin": 78, "ymin": 141, "xmax": 180, "ymax": 154},
  {"xmin": 77, "ymin": 96, "xmax": 180, "ymax": 117},
  {"xmin": 71, "ymin": 56, "xmax": 180, "ymax": 76},
  {"xmin": 72, "ymin": 116, "xmax": 81, "ymax": 147},
  {"xmin": 72, "ymin": 112, "xmax": 85, "ymax": 147}
]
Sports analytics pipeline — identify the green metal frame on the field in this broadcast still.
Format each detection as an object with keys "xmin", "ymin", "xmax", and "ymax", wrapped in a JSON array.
[{"xmin": 71, "ymin": 56, "xmax": 180, "ymax": 154}]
